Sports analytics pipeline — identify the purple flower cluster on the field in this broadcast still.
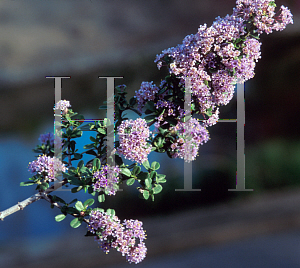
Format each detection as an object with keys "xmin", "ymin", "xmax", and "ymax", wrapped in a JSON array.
[
  {"xmin": 135, "ymin": 81, "xmax": 159, "ymax": 113},
  {"xmin": 171, "ymin": 118, "xmax": 210, "ymax": 162},
  {"xmin": 88, "ymin": 210, "xmax": 147, "ymax": 264},
  {"xmin": 93, "ymin": 165, "xmax": 120, "ymax": 196},
  {"xmin": 39, "ymin": 132, "xmax": 54, "ymax": 146},
  {"xmin": 154, "ymin": 100, "xmax": 185, "ymax": 131},
  {"xmin": 233, "ymin": 0, "xmax": 293, "ymax": 34},
  {"xmin": 28, "ymin": 155, "xmax": 67, "ymax": 182},
  {"xmin": 154, "ymin": 0, "xmax": 293, "ymax": 120},
  {"xmin": 117, "ymin": 118, "xmax": 152, "ymax": 164},
  {"xmin": 202, "ymin": 108, "xmax": 220, "ymax": 127}
]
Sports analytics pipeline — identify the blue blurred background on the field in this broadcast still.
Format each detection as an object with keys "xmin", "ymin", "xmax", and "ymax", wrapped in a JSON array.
[{"xmin": 0, "ymin": 0, "xmax": 300, "ymax": 267}]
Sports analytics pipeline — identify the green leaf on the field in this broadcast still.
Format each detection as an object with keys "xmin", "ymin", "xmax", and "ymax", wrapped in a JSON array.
[
  {"xmin": 97, "ymin": 128, "xmax": 106, "ymax": 135},
  {"xmin": 89, "ymin": 136, "xmax": 96, "ymax": 142},
  {"xmin": 142, "ymin": 160, "xmax": 150, "ymax": 170},
  {"xmin": 85, "ymin": 149, "xmax": 98, "ymax": 156},
  {"xmin": 83, "ymin": 143, "xmax": 95, "ymax": 149},
  {"xmin": 93, "ymin": 158, "xmax": 101, "ymax": 170},
  {"xmin": 103, "ymin": 118, "xmax": 111, "ymax": 127},
  {"xmin": 106, "ymin": 208, "xmax": 115, "ymax": 217},
  {"xmin": 69, "ymin": 199, "xmax": 78, "ymax": 205},
  {"xmin": 156, "ymin": 137, "xmax": 164, "ymax": 148},
  {"xmin": 66, "ymin": 207, "xmax": 79, "ymax": 214},
  {"xmin": 165, "ymin": 117, "xmax": 178, "ymax": 126},
  {"xmin": 75, "ymin": 201, "xmax": 85, "ymax": 211},
  {"xmin": 72, "ymin": 153, "xmax": 82, "ymax": 160},
  {"xmin": 51, "ymin": 195, "xmax": 66, "ymax": 204},
  {"xmin": 126, "ymin": 178, "xmax": 135, "ymax": 186},
  {"xmin": 157, "ymin": 87, "xmax": 168, "ymax": 95},
  {"xmin": 156, "ymin": 174, "xmax": 167, "ymax": 183},
  {"xmin": 205, "ymin": 111, "xmax": 212, "ymax": 117},
  {"xmin": 71, "ymin": 186, "xmax": 82, "ymax": 194},
  {"xmin": 144, "ymin": 114, "xmax": 156, "ymax": 123},
  {"xmin": 153, "ymin": 184, "xmax": 163, "ymax": 194},
  {"xmin": 145, "ymin": 178, "xmax": 152, "ymax": 189},
  {"xmin": 151, "ymin": 161, "xmax": 160, "ymax": 170},
  {"xmin": 70, "ymin": 218, "xmax": 81, "ymax": 228},
  {"xmin": 143, "ymin": 190, "xmax": 150, "ymax": 200},
  {"xmin": 20, "ymin": 181, "xmax": 35, "ymax": 186},
  {"xmin": 115, "ymin": 154, "xmax": 123, "ymax": 166},
  {"xmin": 150, "ymin": 171, "xmax": 157, "ymax": 179},
  {"xmin": 39, "ymin": 182, "xmax": 49, "ymax": 191},
  {"xmin": 120, "ymin": 168, "xmax": 131, "ymax": 177},
  {"xmin": 83, "ymin": 199, "xmax": 95, "ymax": 208},
  {"xmin": 99, "ymin": 105, "xmax": 107, "ymax": 110},
  {"xmin": 78, "ymin": 123, "xmax": 93, "ymax": 131},
  {"xmin": 55, "ymin": 214, "xmax": 66, "ymax": 222},
  {"xmin": 137, "ymin": 172, "xmax": 149, "ymax": 181},
  {"xmin": 98, "ymin": 194, "xmax": 105, "ymax": 203},
  {"xmin": 132, "ymin": 165, "xmax": 141, "ymax": 175},
  {"xmin": 77, "ymin": 160, "xmax": 85, "ymax": 170},
  {"xmin": 70, "ymin": 140, "xmax": 76, "ymax": 152},
  {"xmin": 70, "ymin": 177, "xmax": 82, "ymax": 186},
  {"xmin": 71, "ymin": 130, "xmax": 83, "ymax": 138},
  {"xmin": 145, "ymin": 101, "xmax": 155, "ymax": 112},
  {"xmin": 181, "ymin": 115, "xmax": 192, "ymax": 123},
  {"xmin": 129, "ymin": 97, "xmax": 137, "ymax": 106}
]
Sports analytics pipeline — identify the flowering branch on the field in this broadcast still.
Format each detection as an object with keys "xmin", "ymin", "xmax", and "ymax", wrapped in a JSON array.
[{"xmin": 1, "ymin": 0, "xmax": 293, "ymax": 265}]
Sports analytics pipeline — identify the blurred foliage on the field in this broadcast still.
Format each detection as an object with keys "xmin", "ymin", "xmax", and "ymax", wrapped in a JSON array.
[{"xmin": 246, "ymin": 139, "xmax": 300, "ymax": 192}]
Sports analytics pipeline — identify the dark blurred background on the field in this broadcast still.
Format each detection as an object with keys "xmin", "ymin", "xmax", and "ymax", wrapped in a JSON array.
[{"xmin": 0, "ymin": 0, "xmax": 299, "ymax": 267}]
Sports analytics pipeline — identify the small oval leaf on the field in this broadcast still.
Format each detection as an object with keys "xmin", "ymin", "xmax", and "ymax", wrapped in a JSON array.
[
  {"xmin": 142, "ymin": 160, "xmax": 150, "ymax": 170},
  {"xmin": 98, "ymin": 194, "xmax": 105, "ymax": 203},
  {"xmin": 75, "ymin": 201, "xmax": 85, "ymax": 211},
  {"xmin": 153, "ymin": 184, "xmax": 163, "ymax": 194},
  {"xmin": 143, "ymin": 190, "xmax": 150, "ymax": 200},
  {"xmin": 83, "ymin": 198, "xmax": 95, "ymax": 208},
  {"xmin": 120, "ymin": 168, "xmax": 131, "ymax": 177},
  {"xmin": 55, "ymin": 214, "xmax": 66, "ymax": 222},
  {"xmin": 151, "ymin": 161, "xmax": 160, "ymax": 170},
  {"xmin": 126, "ymin": 178, "xmax": 135, "ymax": 186},
  {"xmin": 70, "ymin": 218, "xmax": 81, "ymax": 228}
]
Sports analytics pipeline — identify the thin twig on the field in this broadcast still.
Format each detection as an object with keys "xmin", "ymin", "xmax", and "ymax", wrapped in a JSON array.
[{"xmin": 0, "ymin": 179, "xmax": 67, "ymax": 221}]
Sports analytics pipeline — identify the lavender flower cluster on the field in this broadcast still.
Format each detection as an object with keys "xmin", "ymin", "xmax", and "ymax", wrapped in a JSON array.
[
  {"xmin": 233, "ymin": 0, "xmax": 294, "ymax": 33},
  {"xmin": 135, "ymin": 81, "xmax": 159, "ymax": 113},
  {"xmin": 153, "ymin": 0, "xmax": 293, "ymax": 121},
  {"xmin": 28, "ymin": 155, "xmax": 67, "ymax": 182},
  {"xmin": 126, "ymin": 0, "xmax": 293, "ymax": 164},
  {"xmin": 92, "ymin": 165, "xmax": 120, "ymax": 195},
  {"xmin": 154, "ymin": 100, "xmax": 185, "ymax": 131},
  {"xmin": 171, "ymin": 118, "xmax": 210, "ymax": 162},
  {"xmin": 88, "ymin": 210, "xmax": 147, "ymax": 264},
  {"xmin": 117, "ymin": 118, "xmax": 152, "ymax": 164},
  {"xmin": 39, "ymin": 132, "xmax": 54, "ymax": 146}
]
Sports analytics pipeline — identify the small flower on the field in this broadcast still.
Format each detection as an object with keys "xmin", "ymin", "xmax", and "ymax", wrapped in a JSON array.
[
  {"xmin": 171, "ymin": 118, "xmax": 210, "ymax": 162},
  {"xmin": 117, "ymin": 118, "xmax": 152, "ymax": 164},
  {"xmin": 39, "ymin": 132, "xmax": 54, "ymax": 146},
  {"xmin": 28, "ymin": 155, "xmax": 67, "ymax": 182},
  {"xmin": 203, "ymin": 108, "xmax": 220, "ymax": 127},
  {"xmin": 135, "ymin": 81, "xmax": 159, "ymax": 113},
  {"xmin": 54, "ymin": 100, "xmax": 71, "ymax": 114},
  {"xmin": 93, "ymin": 165, "xmax": 120, "ymax": 196}
]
